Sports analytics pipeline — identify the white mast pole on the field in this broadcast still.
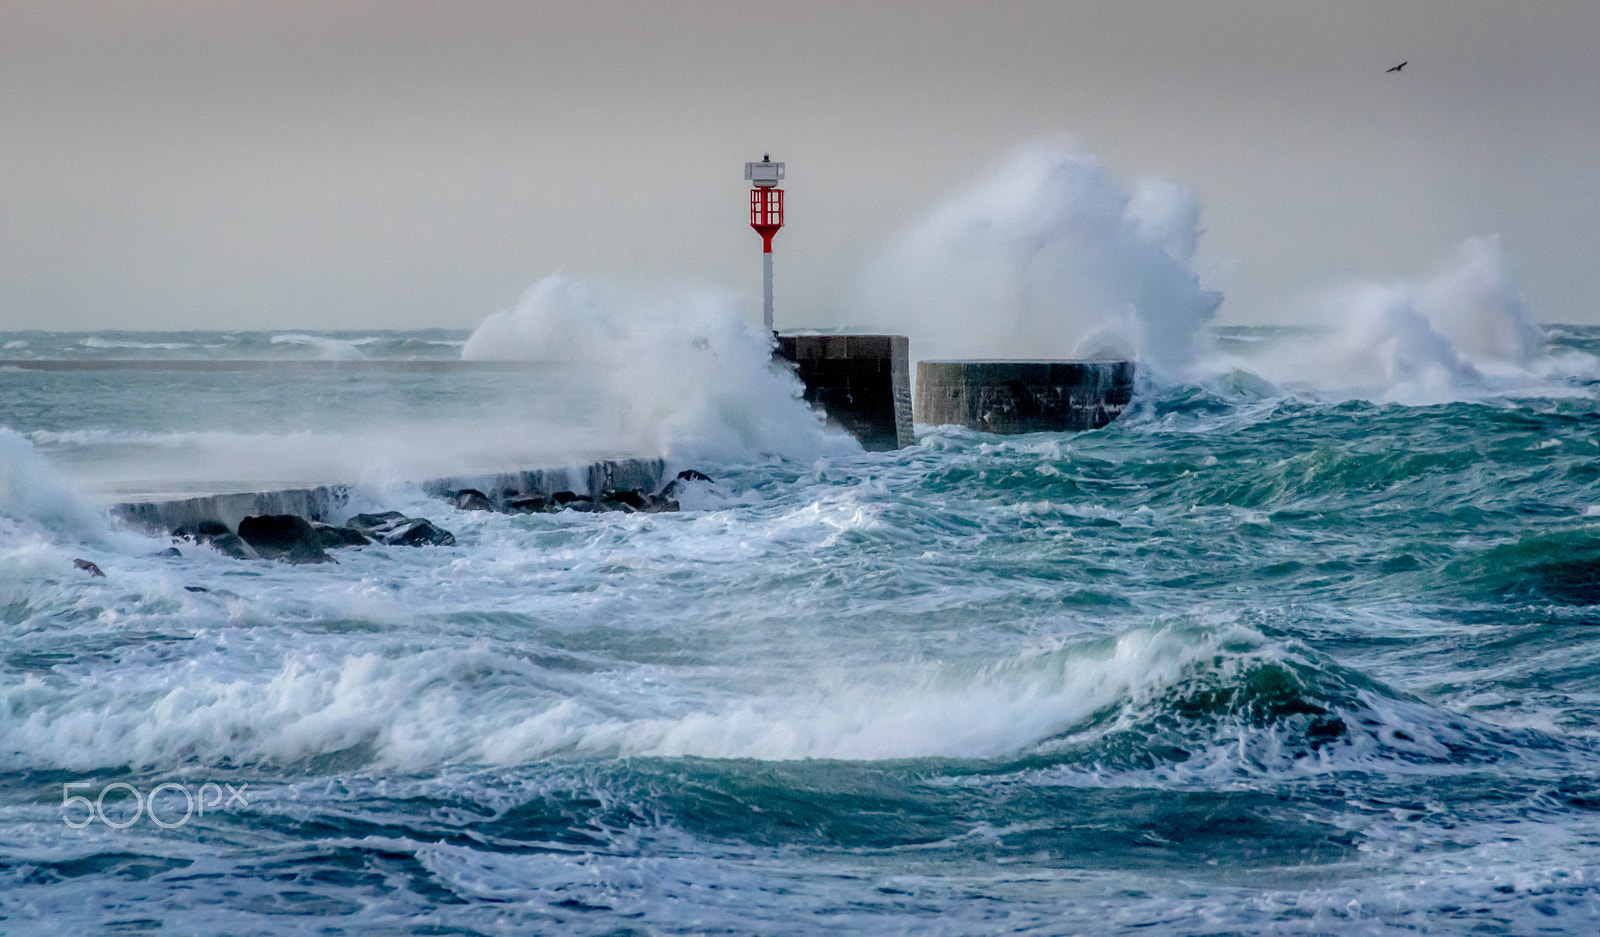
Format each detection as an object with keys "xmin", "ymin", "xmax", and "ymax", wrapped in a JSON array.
[
  {"xmin": 745, "ymin": 155, "xmax": 785, "ymax": 337},
  {"xmin": 763, "ymin": 251, "xmax": 774, "ymax": 334}
]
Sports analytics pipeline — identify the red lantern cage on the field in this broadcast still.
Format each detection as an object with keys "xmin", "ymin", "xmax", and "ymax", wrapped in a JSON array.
[{"xmin": 750, "ymin": 187, "xmax": 784, "ymax": 252}]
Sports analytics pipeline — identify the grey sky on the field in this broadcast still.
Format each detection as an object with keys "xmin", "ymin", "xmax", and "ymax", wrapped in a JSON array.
[{"xmin": 3, "ymin": 1, "xmax": 1598, "ymax": 331}]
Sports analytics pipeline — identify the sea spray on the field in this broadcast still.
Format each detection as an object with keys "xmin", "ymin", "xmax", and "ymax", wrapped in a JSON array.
[
  {"xmin": 1211, "ymin": 236, "xmax": 1555, "ymax": 404},
  {"xmin": 0, "ymin": 428, "xmax": 132, "ymax": 547},
  {"xmin": 1410, "ymin": 236, "xmax": 1544, "ymax": 366},
  {"xmin": 850, "ymin": 144, "xmax": 1221, "ymax": 377},
  {"xmin": 462, "ymin": 275, "xmax": 854, "ymax": 462}
]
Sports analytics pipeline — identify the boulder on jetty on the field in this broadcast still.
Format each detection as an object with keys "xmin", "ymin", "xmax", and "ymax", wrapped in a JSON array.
[
  {"xmin": 311, "ymin": 521, "xmax": 371, "ymax": 548},
  {"xmin": 457, "ymin": 471, "xmax": 709, "ymax": 517},
  {"xmin": 661, "ymin": 469, "xmax": 714, "ymax": 501},
  {"xmin": 603, "ymin": 489, "xmax": 650, "ymax": 511},
  {"xmin": 447, "ymin": 489, "xmax": 495, "ymax": 512},
  {"xmin": 602, "ymin": 488, "xmax": 679, "ymax": 513},
  {"xmin": 550, "ymin": 491, "xmax": 602, "ymax": 512},
  {"xmin": 173, "ymin": 520, "xmax": 259, "ymax": 560},
  {"xmin": 506, "ymin": 494, "xmax": 556, "ymax": 514},
  {"xmin": 237, "ymin": 514, "xmax": 335, "ymax": 564},
  {"xmin": 174, "ymin": 520, "xmax": 228, "ymax": 539},
  {"xmin": 348, "ymin": 512, "xmax": 457, "ymax": 547}
]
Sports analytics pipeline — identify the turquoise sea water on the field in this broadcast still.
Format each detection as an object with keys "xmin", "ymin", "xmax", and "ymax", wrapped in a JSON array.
[{"xmin": 3, "ymin": 327, "xmax": 1600, "ymax": 934}]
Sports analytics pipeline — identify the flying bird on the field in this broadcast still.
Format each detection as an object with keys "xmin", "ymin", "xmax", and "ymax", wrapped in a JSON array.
[{"xmin": 1386, "ymin": 61, "xmax": 1407, "ymax": 73}]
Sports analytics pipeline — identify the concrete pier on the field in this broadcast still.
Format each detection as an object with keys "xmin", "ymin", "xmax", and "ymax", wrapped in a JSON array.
[
  {"xmin": 113, "ymin": 485, "xmax": 347, "ymax": 534},
  {"xmin": 0, "ymin": 360, "xmax": 536, "ymax": 372},
  {"xmin": 775, "ymin": 334, "xmax": 914, "ymax": 451},
  {"xmin": 110, "ymin": 458, "xmax": 666, "ymax": 533},
  {"xmin": 915, "ymin": 360, "xmax": 1135, "ymax": 434}
]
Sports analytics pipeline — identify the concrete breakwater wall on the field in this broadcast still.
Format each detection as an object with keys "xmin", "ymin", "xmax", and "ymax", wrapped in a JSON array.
[
  {"xmin": 915, "ymin": 360, "xmax": 1135, "ymax": 434},
  {"xmin": 775, "ymin": 334, "xmax": 914, "ymax": 451},
  {"xmin": 110, "ymin": 458, "xmax": 666, "ymax": 533},
  {"xmin": 0, "ymin": 360, "xmax": 536, "ymax": 372}
]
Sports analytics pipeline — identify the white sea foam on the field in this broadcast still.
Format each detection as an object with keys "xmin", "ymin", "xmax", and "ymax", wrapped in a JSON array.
[
  {"xmin": 0, "ymin": 429, "xmax": 135, "ymax": 547},
  {"xmin": 269, "ymin": 333, "xmax": 368, "ymax": 360},
  {"xmin": 846, "ymin": 141, "xmax": 1576, "ymax": 409},
  {"xmin": 1209, "ymin": 237, "xmax": 1566, "ymax": 405},
  {"xmin": 78, "ymin": 337, "xmax": 195, "ymax": 351},
  {"xmin": 0, "ymin": 622, "xmax": 1315, "ymax": 771},
  {"xmin": 462, "ymin": 275, "xmax": 853, "ymax": 462},
  {"xmin": 851, "ymin": 144, "xmax": 1221, "ymax": 378},
  {"xmin": 539, "ymin": 628, "xmax": 1201, "ymax": 762}
]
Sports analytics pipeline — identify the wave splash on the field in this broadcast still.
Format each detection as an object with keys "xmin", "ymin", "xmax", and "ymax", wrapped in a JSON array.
[
  {"xmin": 1214, "ymin": 236, "xmax": 1558, "ymax": 404},
  {"xmin": 3, "ymin": 620, "xmax": 1548, "ymax": 778},
  {"xmin": 851, "ymin": 144, "xmax": 1221, "ymax": 378},
  {"xmin": 0, "ymin": 428, "xmax": 125, "ymax": 546},
  {"xmin": 462, "ymin": 276, "xmax": 852, "ymax": 462},
  {"xmin": 847, "ymin": 140, "xmax": 1575, "ymax": 407}
]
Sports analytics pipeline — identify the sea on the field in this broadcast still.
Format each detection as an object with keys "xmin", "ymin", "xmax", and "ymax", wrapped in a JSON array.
[{"xmin": 2, "ymin": 319, "xmax": 1600, "ymax": 935}]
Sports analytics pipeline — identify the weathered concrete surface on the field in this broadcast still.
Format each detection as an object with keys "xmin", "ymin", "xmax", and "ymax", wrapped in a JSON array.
[
  {"xmin": 775, "ymin": 334, "xmax": 913, "ymax": 451},
  {"xmin": 0, "ymin": 360, "xmax": 534, "ymax": 372},
  {"xmin": 915, "ymin": 360, "xmax": 1135, "ymax": 434},
  {"xmin": 110, "ymin": 458, "xmax": 666, "ymax": 534},
  {"xmin": 113, "ymin": 486, "xmax": 348, "ymax": 534}
]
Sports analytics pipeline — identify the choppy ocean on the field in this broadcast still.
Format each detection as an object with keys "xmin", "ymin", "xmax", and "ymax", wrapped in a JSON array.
[{"xmin": 2, "ymin": 320, "xmax": 1600, "ymax": 934}]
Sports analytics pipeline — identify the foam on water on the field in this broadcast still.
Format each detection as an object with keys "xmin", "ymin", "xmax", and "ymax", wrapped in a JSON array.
[
  {"xmin": 1207, "ymin": 236, "xmax": 1578, "ymax": 405},
  {"xmin": 5, "ymin": 364, "xmax": 1600, "ymax": 931},
  {"xmin": 78, "ymin": 337, "xmax": 198, "ymax": 351},
  {"xmin": 268, "ymin": 333, "xmax": 370, "ymax": 360},
  {"xmin": 15, "ymin": 623, "xmax": 1256, "ymax": 770},
  {"xmin": 7, "ymin": 141, "xmax": 1600, "ymax": 931}
]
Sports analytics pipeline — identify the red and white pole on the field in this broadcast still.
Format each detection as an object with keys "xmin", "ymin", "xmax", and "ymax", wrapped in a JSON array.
[{"xmin": 745, "ymin": 157, "xmax": 786, "ymax": 334}]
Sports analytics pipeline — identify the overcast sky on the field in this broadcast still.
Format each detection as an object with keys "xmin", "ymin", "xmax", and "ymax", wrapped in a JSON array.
[{"xmin": 3, "ymin": 1, "xmax": 1597, "ymax": 332}]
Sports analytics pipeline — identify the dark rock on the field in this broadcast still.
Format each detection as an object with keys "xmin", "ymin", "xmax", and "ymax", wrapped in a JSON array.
[
  {"xmin": 506, "ymin": 495, "xmax": 554, "ymax": 514},
  {"xmin": 448, "ymin": 488, "xmax": 495, "ymax": 512},
  {"xmin": 73, "ymin": 558, "xmax": 105, "ymax": 577},
  {"xmin": 346, "ymin": 513, "xmax": 456, "ymax": 547},
  {"xmin": 173, "ymin": 519, "xmax": 231, "ymax": 540},
  {"xmin": 602, "ymin": 488, "xmax": 680, "ymax": 514},
  {"xmin": 378, "ymin": 518, "xmax": 456, "ymax": 547},
  {"xmin": 237, "ymin": 515, "xmax": 335, "ymax": 564},
  {"xmin": 492, "ymin": 486, "xmax": 683, "ymax": 517},
  {"xmin": 661, "ymin": 469, "xmax": 714, "ymax": 501},
  {"xmin": 602, "ymin": 489, "xmax": 649, "ymax": 511},
  {"xmin": 207, "ymin": 533, "xmax": 259, "ymax": 560},
  {"xmin": 311, "ymin": 522, "xmax": 371, "ymax": 548},
  {"xmin": 347, "ymin": 511, "xmax": 408, "ymax": 532},
  {"xmin": 157, "ymin": 547, "xmax": 182, "ymax": 558},
  {"xmin": 550, "ymin": 491, "xmax": 604, "ymax": 513},
  {"xmin": 641, "ymin": 496, "xmax": 680, "ymax": 514},
  {"xmin": 184, "ymin": 585, "xmax": 209, "ymax": 593},
  {"xmin": 172, "ymin": 519, "xmax": 260, "ymax": 559}
]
